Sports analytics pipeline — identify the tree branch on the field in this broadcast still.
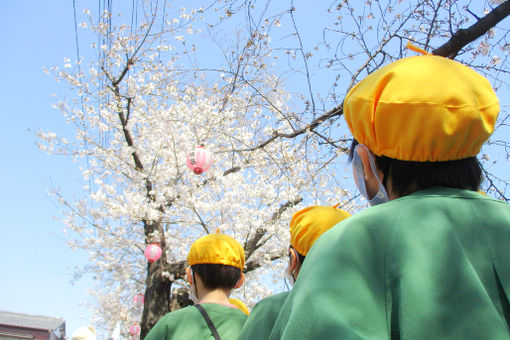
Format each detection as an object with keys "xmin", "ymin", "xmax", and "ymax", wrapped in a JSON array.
[
  {"xmin": 433, "ymin": 1, "xmax": 510, "ymax": 58},
  {"xmin": 245, "ymin": 106, "xmax": 343, "ymax": 151},
  {"xmin": 247, "ymin": 2, "xmax": 510, "ymax": 153},
  {"xmin": 244, "ymin": 228, "xmax": 266, "ymax": 260},
  {"xmin": 113, "ymin": 58, "xmax": 134, "ymax": 86},
  {"xmin": 245, "ymin": 252, "xmax": 286, "ymax": 272},
  {"xmin": 117, "ymin": 96, "xmax": 145, "ymax": 171},
  {"xmin": 424, "ymin": 0, "xmax": 443, "ymax": 51},
  {"xmin": 244, "ymin": 197, "xmax": 303, "ymax": 261},
  {"xmin": 165, "ymin": 260, "xmax": 188, "ymax": 281}
]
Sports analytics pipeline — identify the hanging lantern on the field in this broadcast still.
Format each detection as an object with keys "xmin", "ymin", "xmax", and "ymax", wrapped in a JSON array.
[
  {"xmin": 144, "ymin": 243, "xmax": 162, "ymax": 263},
  {"xmin": 133, "ymin": 293, "xmax": 145, "ymax": 306},
  {"xmin": 186, "ymin": 145, "xmax": 212, "ymax": 175},
  {"xmin": 129, "ymin": 324, "xmax": 141, "ymax": 336}
]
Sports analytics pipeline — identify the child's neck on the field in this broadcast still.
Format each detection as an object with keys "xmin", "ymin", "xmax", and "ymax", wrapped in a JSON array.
[{"xmin": 198, "ymin": 288, "xmax": 232, "ymax": 306}]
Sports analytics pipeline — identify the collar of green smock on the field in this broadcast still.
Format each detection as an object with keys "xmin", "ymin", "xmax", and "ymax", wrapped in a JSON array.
[{"xmin": 400, "ymin": 187, "xmax": 487, "ymax": 200}]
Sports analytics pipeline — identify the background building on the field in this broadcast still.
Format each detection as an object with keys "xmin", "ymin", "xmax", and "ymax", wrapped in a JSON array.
[{"xmin": 0, "ymin": 311, "xmax": 65, "ymax": 340}]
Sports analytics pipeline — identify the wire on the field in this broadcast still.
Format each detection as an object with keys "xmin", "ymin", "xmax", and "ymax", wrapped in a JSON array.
[{"xmin": 73, "ymin": 0, "xmax": 94, "ymax": 195}]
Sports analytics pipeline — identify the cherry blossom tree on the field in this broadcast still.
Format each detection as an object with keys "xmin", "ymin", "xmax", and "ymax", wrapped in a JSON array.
[
  {"xmin": 40, "ymin": 1, "xmax": 351, "ymax": 337},
  {"xmin": 39, "ymin": 0, "xmax": 510, "ymax": 337}
]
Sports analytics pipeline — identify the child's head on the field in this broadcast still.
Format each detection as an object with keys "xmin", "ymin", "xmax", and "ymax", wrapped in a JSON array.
[
  {"xmin": 287, "ymin": 205, "xmax": 351, "ymax": 283},
  {"xmin": 186, "ymin": 233, "xmax": 245, "ymax": 296},
  {"xmin": 343, "ymin": 55, "xmax": 499, "ymax": 199},
  {"xmin": 349, "ymin": 139, "xmax": 483, "ymax": 198}
]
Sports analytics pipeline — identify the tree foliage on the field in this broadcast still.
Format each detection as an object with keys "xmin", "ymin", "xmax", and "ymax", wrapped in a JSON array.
[{"xmin": 39, "ymin": 0, "xmax": 510, "ymax": 337}]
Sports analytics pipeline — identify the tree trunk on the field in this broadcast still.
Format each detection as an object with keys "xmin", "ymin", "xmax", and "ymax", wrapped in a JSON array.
[
  {"xmin": 140, "ymin": 219, "xmax": 172, "ymax": 339},
  {"xmin": 140, "ymin": 259, "xmax": 172, "ymax": 339},
  {"xmin": 170, "ymin": 287, "xmax": 194, "ymax": 311}
]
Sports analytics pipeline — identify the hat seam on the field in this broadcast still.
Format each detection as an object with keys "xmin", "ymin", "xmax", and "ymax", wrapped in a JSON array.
[
  {"xmin": 351, "ymin": 96, "xmax": 499, "ymax": 109},
  {"xmin": 189, "ymin": 259, "xmax": 243, "ymax": 269}
]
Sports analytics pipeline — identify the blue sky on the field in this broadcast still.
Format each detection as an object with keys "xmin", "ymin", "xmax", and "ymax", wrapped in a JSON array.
[
  {"xmin": 1, "ymin": 1, "xmax": 508, "ymax": 339},
  {"xmin": 0, "ymin": 2, "xmax": 330, "ymax": 336},
  {"xmin": 0, "ymin": 1, "xmax": 94, "ymax": 336}
]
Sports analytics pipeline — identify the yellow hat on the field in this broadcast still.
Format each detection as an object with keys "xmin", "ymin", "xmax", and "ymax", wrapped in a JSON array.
[
  {"xmin": 187, "ymin": 233, "xmax": 245, "ymax": 270},
  {"xmin": 343, "ymin": 55, "xmax": 499, "ymax": 162},
  {"xmin": 229, "ymin": 297, "xmax": 250, "ymax": 315},
  {"xmin": 290, "ymin": 206, "xmax": 351, "ymax": 256}
]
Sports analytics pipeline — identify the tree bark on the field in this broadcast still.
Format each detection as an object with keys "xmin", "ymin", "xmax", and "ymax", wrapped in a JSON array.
[
  {"xmin": 170, "ymin": 287, "xmax": 194, "ymax": 311},
  {"xmin": 140, "ymin": 259, "xmax": 172, "ymax": 339},
  {"xmin": 140, "ymin": 220, "xmax": 172, "ymax": 339}
]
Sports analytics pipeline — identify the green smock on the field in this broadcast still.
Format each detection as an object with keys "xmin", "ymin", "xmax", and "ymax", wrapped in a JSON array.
[
  {"xmin": 269, "ymin": 187, "xmax": 510, "ymax": 339},
  {"xmin": 237, "ymin": 291, "xmax": 289, "ymax": 340},
  {"xmin": 145, "ymin": 302, "xmax": 247, "ymax": 340}
]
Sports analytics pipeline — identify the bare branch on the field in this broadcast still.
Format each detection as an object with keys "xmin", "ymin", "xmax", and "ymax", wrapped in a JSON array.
[
  {"xmin": 245, "ymin": 105, "xmax": 343, "ymax": 151},
  {"xmin": 433, "ymin": 1, "xmax": 510, "ymax": 58},
  {"xmin": 424, "ymin": 0, "xmax": 443, "ymax": 51},
  {"xmin": 289, "ymin": 1, "xmax": 316, "ymax": 117}
]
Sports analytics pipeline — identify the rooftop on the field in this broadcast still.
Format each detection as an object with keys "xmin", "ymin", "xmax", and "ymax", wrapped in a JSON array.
[{"xmin": 0, "ymin": 311, "xmax": 64, "ymax": 331}]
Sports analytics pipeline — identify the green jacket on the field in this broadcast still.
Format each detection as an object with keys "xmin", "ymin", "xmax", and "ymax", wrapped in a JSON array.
[
  {"xmin": 238, "ymin": 291, "xmax": 289, "ymax": 340},
  {"xmin": 145, "ymin": 303, "xmax": 247, "ymax": 340},
  {"xmin": 269, "ymin": 188, "xmax": 510, "ymax": 339}
]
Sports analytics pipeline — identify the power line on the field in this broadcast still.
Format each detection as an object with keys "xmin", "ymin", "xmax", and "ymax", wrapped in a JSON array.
[{"xmin": 73, "ymin": 0, "xmax": 94, "ymax": 194}]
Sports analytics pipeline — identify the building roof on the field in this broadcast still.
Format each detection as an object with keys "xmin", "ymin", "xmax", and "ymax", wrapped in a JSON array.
[{"xmin": 0, "ymin": 310, "xmax": 64, "ymax": 331}]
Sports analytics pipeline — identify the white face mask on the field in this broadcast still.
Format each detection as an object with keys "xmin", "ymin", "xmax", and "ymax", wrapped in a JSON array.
[
  {"xmin": 352, "ymin": 144, "xmax": 389, "ymax": 206},
  {"xmin": 284, "ymin": 249, "xmax": 299, "ymax": 288},
  {"xmin": 284, "ymin": 266, "xmax": 295, "ymax": 287}
]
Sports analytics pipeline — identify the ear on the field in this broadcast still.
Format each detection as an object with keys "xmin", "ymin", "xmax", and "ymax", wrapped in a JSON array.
[
  {"xmin": 355, "ymin": 146, "xmax": 385, "ymax": 199},
  {"xmin": 356, "ymin": 146, "xmax": 376, "ymax": 180},
  {"xmin": 186, "ymin": 266, "xmax": 193, "ymax": 285},
  {"xmin": 289, "ymin": 248, "xmax": 300, "ymax": 271},
  {"xmin": 234, "ymin": 272, "xmax": 245, "ymax": 289}
]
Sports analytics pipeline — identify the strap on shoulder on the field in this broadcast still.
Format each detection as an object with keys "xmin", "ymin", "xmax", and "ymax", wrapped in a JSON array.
[{"xmin": 195, "ymin": 304, "xmax": 222, "ymax": 340}]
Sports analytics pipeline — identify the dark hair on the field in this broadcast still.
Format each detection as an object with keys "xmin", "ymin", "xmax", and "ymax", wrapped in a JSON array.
[
  {"xmin": 191, "ymin": 264, "xmax": 241, "ymax": 290},
  {"xmin": 290, "ymin": 246, "xmax": 306, "ymax": 266},
  {"xmin": 349, "ymin": 139, "xmax": 482, "ymax": 197}
]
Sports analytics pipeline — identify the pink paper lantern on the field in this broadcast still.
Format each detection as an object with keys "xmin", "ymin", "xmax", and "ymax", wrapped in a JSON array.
[
  {"xmin": 186, "ymin": 146, "xmax": 212, "ymax": 175},
  {"xmin": 133, "ymin": 293, "xmax": 145, "ymax": 306},
  {"xmin": 144, "ymin": 243, "xmax": 162, "ymax": 263},
  {"xmin": 129, "ymin": 324, "xmax": 141, "ymax": 336}
]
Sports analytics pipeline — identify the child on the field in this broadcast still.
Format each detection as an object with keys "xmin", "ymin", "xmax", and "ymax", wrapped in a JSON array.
[
  {"xmin": 145, "ymin": 233, "xmax": 247, "ymax": 340},
  {"xmin": 238, "ymin": 205, "xmax": 350, "ymax": 339},
  {"xmin": 269, "ymin": 53, "xmax": 510, "ymax": 339}
]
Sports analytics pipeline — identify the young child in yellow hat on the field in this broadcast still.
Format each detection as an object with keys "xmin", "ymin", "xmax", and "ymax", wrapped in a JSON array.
[
  {"xmin": 238, "ymin": 205, "xmax": 350, "ymax": 340},
  {"xmin": 145, "ymin": 233, "xmax": 247, "ymax": 340},
  {"xmin": 269, "ymin": 54, "xmax": 510, "ymax": 339}
]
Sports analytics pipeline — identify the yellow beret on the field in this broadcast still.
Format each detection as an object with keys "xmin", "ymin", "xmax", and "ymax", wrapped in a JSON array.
[
  {"xmin": 343, "ymin": 55, "xmax": 499, "ymax": 161},
  {"xmin": 187, "ymin": 233, "xmax": 245, "ymax": 270},
  {"xmin": 229, "ymin": 297, "xmax": 250, "ymax": 315},
  {"xmin": 290, "ymin": 206, "xmax": 351, "ymax": 256}
]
